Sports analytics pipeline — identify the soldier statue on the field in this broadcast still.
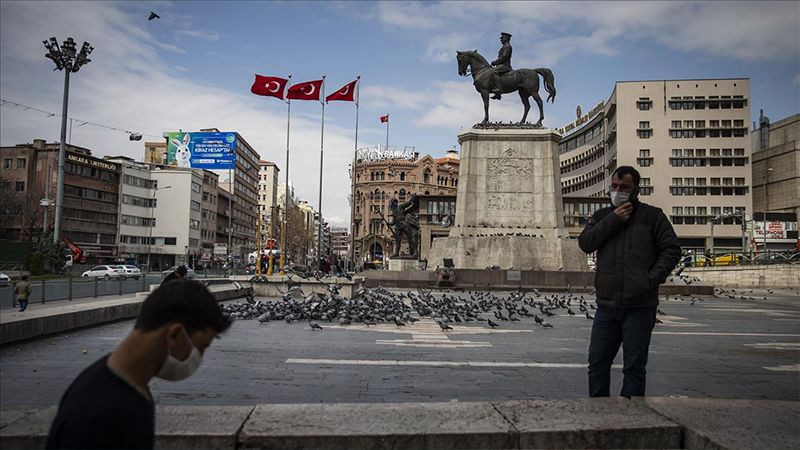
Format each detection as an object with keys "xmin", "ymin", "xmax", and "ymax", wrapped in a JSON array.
[
  {"xmin": 490, "ymin": 32, "xmax": 513, "ymax": 100},
  {"xmin": 388, "ymin": 196, "xmax": 420, "ymax": 258}
]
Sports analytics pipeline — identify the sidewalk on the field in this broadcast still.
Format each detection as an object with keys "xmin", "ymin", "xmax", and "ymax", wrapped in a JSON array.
[
  {"xmin": 1, "ymin": 397, "xmax": 797, "ymax": 449},
  {"xmin": 0, "ymin": 283, "xmax": 251, "ymax": 345}
]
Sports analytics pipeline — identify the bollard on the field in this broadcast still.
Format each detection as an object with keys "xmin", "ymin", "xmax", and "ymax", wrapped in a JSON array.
[
  {"xmin": 94, "ymin": 277, "xmax": 98, "ymax": 298},
  {"xmin": 68, "ymin": 275, "xmax": 73, "ymax": 301},
  {"xmin": 118, "ymin": 276, "xmax": 123, "ymax": 296},
  {"xmin": 41, "ymin": 279, "xmax": 46, "ymax": 304}
]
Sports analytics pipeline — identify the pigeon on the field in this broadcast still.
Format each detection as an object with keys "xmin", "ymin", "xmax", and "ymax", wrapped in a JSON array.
[
  {"xmin": 393, "ymin": 318, "xmax": 406, "ymax": 327},
  {"xmin": 655, "ymin": 317, "xmax": 663, "ymax": 324},
  {"xmin": 585, "ymin": 311, "xmax": 594, "ymax": 320},
  {"xmin": 438, "ymin": 321, "xmax": 453, "ymax": 331},
  {"xmin": 148, "ymin": 11, "xmax": 160, "ymax": 20},
  {"xmin": 309, "ymin": 322, "xmax": 323, "ymax": 331},
  {"xmin": 487, "ymin": 319, "xmax": 500, "ymax": 328}
]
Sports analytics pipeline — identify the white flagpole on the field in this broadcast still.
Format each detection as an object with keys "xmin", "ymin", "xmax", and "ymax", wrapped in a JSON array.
[
  {"xmin": 385, "ymin": 114, "xmax": 389, "ymax": 151},
  {"xmin": 280, "ymin": 75, "xmax": 292, "ymax": 274},
  {"xmin": 349, "ymin": 76, "xmax": 360, "ymax": 266},
  {"xmin": 316, "ymin": 76, "xmax": 326, "ymax": 272}
]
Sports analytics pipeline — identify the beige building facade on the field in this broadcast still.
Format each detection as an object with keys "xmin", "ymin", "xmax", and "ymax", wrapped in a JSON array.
[
  {"xmin": 352, "ymin": 148, "xmax": 459, "ymax": 263},
  {"xmin": 559, "ymin": 79, "xmax": 753, "ymax": 252},
  {"xmin": 751, "ymin": 111, "xmax": 799, "ymax": 251},
  {"xmin": 257, "ymin": 160, "xmax": 280, "ymax": 238}
]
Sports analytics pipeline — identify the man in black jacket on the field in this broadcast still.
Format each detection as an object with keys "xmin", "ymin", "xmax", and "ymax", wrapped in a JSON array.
[{"xmin": 579, "ymin": 166, "xmax": 681, "ymax": 397}]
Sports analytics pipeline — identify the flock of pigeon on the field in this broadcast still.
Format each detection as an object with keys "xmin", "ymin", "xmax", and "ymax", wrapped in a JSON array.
[{"xmin": 220, "ymin": 284, "xmax": 606, "ymax": 331}]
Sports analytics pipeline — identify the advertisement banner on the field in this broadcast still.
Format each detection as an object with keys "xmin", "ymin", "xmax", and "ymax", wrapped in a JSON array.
[
  {"xmin": 166, "ymin": 131, "xmax": 237, "ymax": 169},
  {"xmin": 753, "ymin": 220, "xmax": 788, "ymax": 239}
]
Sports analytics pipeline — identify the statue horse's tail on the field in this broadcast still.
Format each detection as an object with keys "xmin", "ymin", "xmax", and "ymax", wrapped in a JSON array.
[{"xmin": 535, "ymin": 68, "xmax": 556, "ymax": 103}]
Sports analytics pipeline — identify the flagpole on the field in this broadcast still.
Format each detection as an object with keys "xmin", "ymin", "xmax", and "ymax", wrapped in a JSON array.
[
  {"xmin": 316, "ymin": 75, "xmax": 326, "ymax": 272},
  {"xmin": 385, "ymin": 114, "xmax": 389, "ymax": 151},
  {"xmin": 349, "ymin": 76, "xmax": 360, "ymax": 268},
  {"xmin": 280, "ymin": 75, "xmax": 292, "ymax": 274}
]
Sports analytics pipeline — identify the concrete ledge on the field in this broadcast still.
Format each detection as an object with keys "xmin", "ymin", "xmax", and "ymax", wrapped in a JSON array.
[
  {"xmin": 5, "ymin": 397, "xmax": 795, "ymax": 449},
  {"xmin": 644, "ymin": 397, "xmax": 800, "ymax": 450},
  {"xmin": 0, "ymin": 285, "xmax": 251, "ymax": 345}
]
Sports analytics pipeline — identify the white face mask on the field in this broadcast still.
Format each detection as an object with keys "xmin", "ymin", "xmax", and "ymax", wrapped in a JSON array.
[
  {"xmin": 610, "ymin": 191, "xmax": 630, "ymax": 207},
  {"xmin": 156, "ymin": 328, "xmax": 203, "ymax": 381}
]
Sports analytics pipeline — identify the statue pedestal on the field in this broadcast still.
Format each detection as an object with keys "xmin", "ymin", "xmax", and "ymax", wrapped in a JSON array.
[
  {"xmin": 428, "ymin": 127, "xmax": 587, "ymax": 271},
  {"xmin": 387, "ymin": 257, "xmax": 426, "ymax": 271}
]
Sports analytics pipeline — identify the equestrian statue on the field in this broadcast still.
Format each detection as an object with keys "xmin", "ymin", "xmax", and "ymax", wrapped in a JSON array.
[{"xmin": 457, "ymin": 32, "xmax": 556, "ymax": 126}]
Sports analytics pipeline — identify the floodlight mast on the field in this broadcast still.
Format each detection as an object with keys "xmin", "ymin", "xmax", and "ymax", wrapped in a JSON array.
[{"xmin": 43, "ymin": 37, "xmax": 93, "ymax": 243}]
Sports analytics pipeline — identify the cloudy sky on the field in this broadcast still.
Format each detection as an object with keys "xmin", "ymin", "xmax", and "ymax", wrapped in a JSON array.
[{"xmin": 1, "ymin": 1, "xmax": 798, "ymax": 226}]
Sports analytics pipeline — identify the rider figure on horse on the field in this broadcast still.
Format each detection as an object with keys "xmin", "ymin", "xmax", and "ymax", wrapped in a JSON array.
[{"xmin": 491, "ymin": 32, "xmax": 513, "ymax": 100}]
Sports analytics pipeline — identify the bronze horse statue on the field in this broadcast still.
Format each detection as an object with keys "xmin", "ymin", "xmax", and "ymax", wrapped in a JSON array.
[{"xmin": 457, "ymin": 50, "xmax": 556, "ymax": 126}]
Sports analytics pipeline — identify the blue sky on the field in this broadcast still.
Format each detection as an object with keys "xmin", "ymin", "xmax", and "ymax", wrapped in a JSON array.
[{"xmin": 2, "ymin": 1, "xmax": 798, "ymax": 225}]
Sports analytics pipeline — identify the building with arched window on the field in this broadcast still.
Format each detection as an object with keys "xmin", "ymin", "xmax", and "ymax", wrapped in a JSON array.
[{"xmin": 351, "ymin": 148, "xmax": 459, "ymax": 264}]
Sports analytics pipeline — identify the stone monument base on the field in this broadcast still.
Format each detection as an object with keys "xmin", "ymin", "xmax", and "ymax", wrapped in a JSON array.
[
  {"xmin": 428, "ymin": 231, "xmax": 587, "ymax": 271},
  {"xmin": 387, "ymin": 258, "xmax": 426, "ymax": 271}
]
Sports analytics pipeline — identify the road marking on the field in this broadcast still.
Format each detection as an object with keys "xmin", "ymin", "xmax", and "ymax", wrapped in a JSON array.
[
  {"xmin": 654, "ymin": 332, "xmax": 800, "ymax": 337},
  {"xmin": 743, "ymin": 342, "xmax": 800, "ymax": 350},
  {"xmin": 285, "ymin": 358, "xmax": 621, "ymax": 369},
  {"xmin": 764, "ymin": 364, "xmax": 800, "ymax": 372}
]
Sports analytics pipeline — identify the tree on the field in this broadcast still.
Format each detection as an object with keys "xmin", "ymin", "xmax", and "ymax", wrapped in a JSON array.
[{"xmin": 30, "ymin": 231, "xmax": 66, "ymax": 274}]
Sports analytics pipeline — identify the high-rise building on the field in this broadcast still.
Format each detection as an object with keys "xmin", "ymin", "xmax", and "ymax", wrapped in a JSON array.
[
  {"xmin": 257, "ymin": 160, "xmax": 280, "ymax": 238},
  {"xmin": 104, "ymin": 156, "xmax": 157, "ymax": 266},
  {"xmin": 352, "ymin": 147, "xmax": 459, "ymax": 263},
  {"xmin": 751, "ymin": 111, "xmax": 799, "ymax": 251},
  {"xmin": 329, "ymin": 226, "xmax": 349, "ymax": 259},
  {"xmin": 559, "ymin": 79, "xmax": 752, "ymax": 253}
]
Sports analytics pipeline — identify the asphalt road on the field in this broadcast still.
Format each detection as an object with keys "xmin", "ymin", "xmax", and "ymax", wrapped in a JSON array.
[{"xmin": 1, "ymin": 290, "xmax": 798, "ymax": 407}]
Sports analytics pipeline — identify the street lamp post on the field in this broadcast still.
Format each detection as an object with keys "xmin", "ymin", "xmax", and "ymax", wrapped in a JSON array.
[
  {"xmin": 763, "ymin": 167, "xmax": 773, "ymax": 254},
  {"xmin": 147, "ymin": 185, "xmax": 171, "ymax": 273},
  {"xmin": 43, "ymin": 37, "xmax": 93, "ymax": 243}
]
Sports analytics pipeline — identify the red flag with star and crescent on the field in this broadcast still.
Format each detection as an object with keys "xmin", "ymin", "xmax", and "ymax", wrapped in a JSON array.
[
  {"xmin": 380, "ymin": 114, "xmax": 389, "ymax": 123},
  {"xmin": 326, "ymin": 79, "xmax": 358, "ymax": 103},
  {"xmin": 287, "ymin": 79, "xmax": 324, "ymax": 101},
  {"xmin": 250, "ymin": 75, "xmax": 288, "ymax": 99}
]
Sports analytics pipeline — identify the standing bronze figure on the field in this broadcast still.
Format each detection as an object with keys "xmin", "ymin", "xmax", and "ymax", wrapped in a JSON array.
[
  {"xmin": 457, "ymin": 33, "xmax": 556, "ymax": 126},
  {"xmin": 388, "ymin": 196, "xmax": 420, "ymax": 258}
]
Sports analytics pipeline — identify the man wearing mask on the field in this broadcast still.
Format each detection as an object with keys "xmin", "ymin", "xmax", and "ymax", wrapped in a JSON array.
[
  {"xmin": 578, "ymin": 166, "xmax": 680, "ymax": 398},
  {"xmin": 47, "ymin": 279, "xmax": 232, "ymax": 449}
]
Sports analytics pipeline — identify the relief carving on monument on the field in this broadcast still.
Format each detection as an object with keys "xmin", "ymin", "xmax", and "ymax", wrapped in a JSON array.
[{"xmin": 486, "ymin": 158, "xmax": 534, "ymax": 192}]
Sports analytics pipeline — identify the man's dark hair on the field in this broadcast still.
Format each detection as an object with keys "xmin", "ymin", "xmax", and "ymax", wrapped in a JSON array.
[
  {"xmin": 612, "ymin": 166, "xmax": 641, "ymax": 187},
  {"xmin": 175, "ymin": 265, "xmax": 188, "ymax": 276},
  {"xmin": 135, "ymin": 279, "xmax": 232, "ymax": 334},
  {"xmin": 21, "ymin": 275, "xmax": 28, "ymax": 280}
]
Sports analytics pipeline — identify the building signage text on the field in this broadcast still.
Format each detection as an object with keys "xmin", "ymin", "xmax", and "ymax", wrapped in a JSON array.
[
  {"xmin": 357, "ymin": 147, "xmax": 416, "ymax": 162},
  {"xmin": 556, "ymin": 101, "xmax": 604, "ymax": 136},
  {"xmin": 67, "ymin": 153, "xmax": 118, "ymax": 172}
]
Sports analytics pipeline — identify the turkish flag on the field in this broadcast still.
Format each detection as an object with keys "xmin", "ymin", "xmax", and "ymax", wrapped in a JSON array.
[
  {"xmin": 380, "ymin": 114, "xmax": 389, "ymax": 123},
  {"xmin": 326, "ymin": 79, "xmax": 357, "ymax": 103},
  {"xmin": 287, "ymin": 79, "xmax": 323, "ymax": 101},
  {"xmin": 251, "ymin": 75, "xmax": 288, "ymax": 99}
]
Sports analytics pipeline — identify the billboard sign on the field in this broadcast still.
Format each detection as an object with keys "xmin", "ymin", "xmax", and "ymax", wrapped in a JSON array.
[
  {"xmin": 166, "ymin": 131, "xmax": 237, "ymax": 169},
  {"xmin": 752, "ymin": 220, "xmax": 793, "ymax": 240}
]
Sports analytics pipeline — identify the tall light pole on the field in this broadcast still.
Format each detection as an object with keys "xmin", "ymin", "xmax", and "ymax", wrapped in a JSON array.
[
  {"xmin": 763, "ymin": 167, "xmax": 773, "ymax": 254},
  {"xmin": 43, "ymin": 37, "xmax": 93, "ymax": 243},
  {"xmin": 147, "ymin": 185, "xmax": 171, "ymax": 273}
]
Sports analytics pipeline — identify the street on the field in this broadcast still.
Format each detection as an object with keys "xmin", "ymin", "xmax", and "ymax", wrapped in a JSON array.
[{"xmin": 1, "ymin": 290, "xmax": 798, "ymax": 407}]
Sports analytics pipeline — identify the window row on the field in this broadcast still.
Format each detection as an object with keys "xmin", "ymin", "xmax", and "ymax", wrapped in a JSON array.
[
  {"xmin": 122, "ymin": 194, "xmax": 156, "ymax": 208},
  {"xmin": 121, "ymin": 214, "xmax": 155, "ymax": 227},
  {"xmin": 64, "ymin": 185, "xmax": 118, "ymax": 203},
  {"xmin": 558, "ymin": 122, "xmax": 604, "ymax": 153},
  {"xmin": 668, "ymin": 95, "xmax": 746, "ymax": 110},
  {"xmin": 123, "ymin": 174, "xmax": 157, "ymax": 189},
  {"xmin": 120, "ymin": 235, "xmax": 177, "ymax": 246},
  {"xmin": 66, "ymin": 162, "xmax": 118, "ymax": 182},
  {"xmin": 2, "ymin": 158, "xmax": 26, "ymax": 169}
]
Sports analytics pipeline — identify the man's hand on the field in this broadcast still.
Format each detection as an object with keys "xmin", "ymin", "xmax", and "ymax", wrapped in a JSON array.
[{"xmin": 613, "ymin": 202, "xmax": 633, "ymax": 222}]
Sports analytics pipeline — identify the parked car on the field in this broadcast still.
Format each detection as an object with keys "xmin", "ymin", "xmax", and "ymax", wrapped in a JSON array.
[
  {"xmin": 82, "ymin": 265, "xmax": 125, "ymax": 280},
  {"xmin": 118, "ymin": 265, "xmax": 142, "ymax": 280},
  {"xmin": 160, "ymin": 265, "xmax": 195, "ymax": 279},
  {"xmin": 0, "ymin": 272, "xmax": 10, "ymax": 287}
]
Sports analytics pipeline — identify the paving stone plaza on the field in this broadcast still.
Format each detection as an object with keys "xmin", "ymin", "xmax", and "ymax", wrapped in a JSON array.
[{"xmin": 2, "ymin": 289, "xmax": 797, "ymax": 407}]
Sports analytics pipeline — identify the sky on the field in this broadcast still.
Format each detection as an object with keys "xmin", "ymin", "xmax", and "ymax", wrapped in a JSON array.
[{"xmin": 1, "ymin": 1, "xmax": 798, "ymax": 226}]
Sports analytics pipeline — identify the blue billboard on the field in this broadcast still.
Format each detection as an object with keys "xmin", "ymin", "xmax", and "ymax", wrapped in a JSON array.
[{"xmin": 167, "ymin": 131, "xmax": 237, "ymax": 169}]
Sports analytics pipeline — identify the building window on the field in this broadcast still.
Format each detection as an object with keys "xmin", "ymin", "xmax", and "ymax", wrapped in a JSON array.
[
  {"xmin": 424, "ymin": 169, "xmax": 431, "ymax": 184},
  {"xmin": 636, "ymin": 98, "xmax": 652, "ymax": 110},
  {"xmin": 637, "ymin": 149, "xmax": 652, "ymax": 167},
  {"xmin": 637, "ymin": 121, "xmax": 652, "ymax": 139},
  {"xmin": 16, "ymin": 158, "xmax": 26, "ymax": 169},
  {"xmin": 399, "ymin": 172, "xmax": 406, "ymax": 181},
  {"xmin": 15, "ymin": 181, "xmax": 25, "ymax": 192},
  {"xmin": 3, "ymin": 158, "xmax": 12, "ymax": 169}
]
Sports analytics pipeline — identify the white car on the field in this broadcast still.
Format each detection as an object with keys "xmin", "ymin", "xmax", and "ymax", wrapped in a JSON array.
[
  {"xmin": 118, "ymin": 265, "xmax": 142, "ymax": 280},
  {"xmin": 0, "ymin": 272, "xmax": 10, "ymax": 287},
  {"xmin": 81, "ymin": 265, "xmax": 125, "ymax": 280}
]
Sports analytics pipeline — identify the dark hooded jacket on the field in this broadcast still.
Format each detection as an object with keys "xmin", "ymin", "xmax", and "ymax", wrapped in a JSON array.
[{"xmin": 579, "ymin": 201, "xmax": 681, "ymax": 308}]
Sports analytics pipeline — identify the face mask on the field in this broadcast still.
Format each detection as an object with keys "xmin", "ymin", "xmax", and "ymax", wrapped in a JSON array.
[
  {"xmin": 610, "ymin": 191, "xmax": 630, "ymax": 207},
  {"xmin": 156, "ymin": 328, "xmax": 203, "ymax": 381}
]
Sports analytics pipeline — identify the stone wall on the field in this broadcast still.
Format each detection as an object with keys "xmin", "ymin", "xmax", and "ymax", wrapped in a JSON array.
[{"xmin": 683, "ymin": 264, "xmax": 800, "ymax": 289}]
